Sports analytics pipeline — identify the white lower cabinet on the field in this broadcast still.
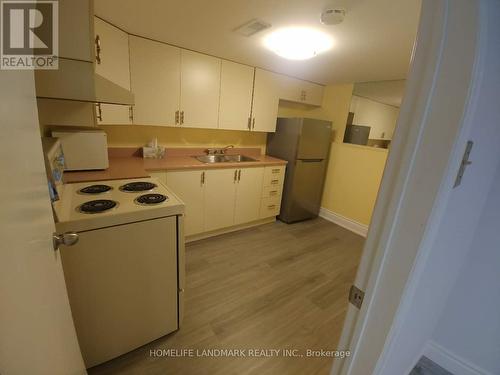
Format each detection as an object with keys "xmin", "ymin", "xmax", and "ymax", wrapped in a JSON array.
[
  {"xmin": 260, "ymin": 165, "xmax": 286, "ymax": 219},
  {"xmin": 204, "ymin": 168, "xmax": 238, "ymax": 231},
  {"xmin": 161, "ymin": 165, "xmax": 285, "ymax": 238},
  {"xmin": 165, "ymin": 170, "xmax": 205, "ymax": 236},
  {"xmin": 234, "ymin": 167, "xmax": 264, "ymax": 225}
]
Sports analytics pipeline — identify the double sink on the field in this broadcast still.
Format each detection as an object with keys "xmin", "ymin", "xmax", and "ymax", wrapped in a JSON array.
[{"xmin": 194, "ymin": 154, "xmax": 258, "ymax": 164}]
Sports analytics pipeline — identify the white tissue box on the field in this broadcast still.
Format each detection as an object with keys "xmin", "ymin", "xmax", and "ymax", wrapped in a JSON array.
[{"xmin": 142, "ymin": 146, "xmax": 165, "ymax": 159}]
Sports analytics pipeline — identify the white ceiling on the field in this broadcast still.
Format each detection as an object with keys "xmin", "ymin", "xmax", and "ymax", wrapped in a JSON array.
[
  {"xmin": 353, "ymin": 80, "xmax": 406, "ymax": 107},
  {"xmin": 95, "ymin": 0, "xmax": 421, "ymax": 85}
]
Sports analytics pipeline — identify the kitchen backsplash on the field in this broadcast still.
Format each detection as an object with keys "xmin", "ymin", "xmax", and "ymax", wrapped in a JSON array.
[{"xmin": 101, "ymin": 125, "xmax": 268, "ymax": 154}]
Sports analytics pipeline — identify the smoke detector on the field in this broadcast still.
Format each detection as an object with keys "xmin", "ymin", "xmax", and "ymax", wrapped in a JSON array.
[
  {"xmin": 234, "ymin": 19, "xmax": 272, "ymax": 37},
  {"xmin": 320, "ymin": 9, "xmax": 346, "ymax": 25}
]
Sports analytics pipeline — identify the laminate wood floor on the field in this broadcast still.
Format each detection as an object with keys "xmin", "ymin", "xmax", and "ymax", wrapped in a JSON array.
[{"xmin": 89, "ymin": 218, "xmax": 364, "ymax": 375}]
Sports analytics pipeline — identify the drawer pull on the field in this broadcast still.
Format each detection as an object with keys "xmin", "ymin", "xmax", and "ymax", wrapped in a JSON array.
[
  {"xmin": 271, "ymin": 169, "xmax": 280, "ymax": 173},
  {"xmin": 271, "ymin": 179, "xmax": 279, "ymax": 184},
  {"xmin": 267, "ymin": 205, "xmax": 276, "ymax": 209},
  {"xmin": 269, "ymin": 190, "xmax": 278, "ymax": 195}
]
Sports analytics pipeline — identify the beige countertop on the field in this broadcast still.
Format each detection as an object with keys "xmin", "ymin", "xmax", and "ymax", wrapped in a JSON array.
[{"xmin": 64, "ymin": 147, "xmax": 287, "ymax": 184}]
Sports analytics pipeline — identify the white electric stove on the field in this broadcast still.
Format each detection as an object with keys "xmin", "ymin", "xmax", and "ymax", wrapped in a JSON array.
[{"xmin": 52, "ymin": 177, "xmax": 185, "ymax": 368}]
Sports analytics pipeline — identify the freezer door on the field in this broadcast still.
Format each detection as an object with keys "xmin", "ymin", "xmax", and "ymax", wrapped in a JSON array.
[
  {"xmin": 280, "ymin": 159, "xmax": 328, "ymax": 223},
  {"xmin": 296, "ymin": 119, "xmax": 332, "ymax": 159}
]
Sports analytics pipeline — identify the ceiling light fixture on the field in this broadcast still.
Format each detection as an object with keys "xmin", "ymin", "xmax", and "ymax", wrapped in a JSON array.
[{"xmin": 263, "ymin": 27, "xmax": 333, "ymax": 60}]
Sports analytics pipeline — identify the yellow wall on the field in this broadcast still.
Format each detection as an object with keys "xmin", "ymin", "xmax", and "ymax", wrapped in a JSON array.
[
  {"xmin": 102, "ymin": 125, "xmax": 267, "ymax": 153},
  {"xmin": 322, "ymin": 143, "xmax": 388, "ymax": 225},
  {"xmin": 278, "ymin": 84, "xmax": 388, "ymax": 226}
]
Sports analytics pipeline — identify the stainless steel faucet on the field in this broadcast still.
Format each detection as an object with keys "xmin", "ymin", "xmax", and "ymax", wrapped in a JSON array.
[{"xmin": 205, "ymin": 145, "xmax": 234, "ymax": 155}]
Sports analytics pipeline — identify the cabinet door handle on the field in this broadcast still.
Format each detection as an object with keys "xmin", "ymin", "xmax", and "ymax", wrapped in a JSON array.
[
  {"xmin": 95, "ymin": 103, "xmax": 102, "ymax": 122},
  {"xmin": 175, "ymin": 110, "xmax": 179, "ymax": 124},
  {"xmin": 234, "ymin": 170, "xmax": 238, "ymax": 183},
  {"xmin": 128, "ymin": 106, "xmax": 134, "ymax": 122},
  {"xmin": 180, "ymin": 111, "xmax": 185, "ymax": 125},
  {"xmin": 201, "ymin": 171, "xmax": 205, "ymax": 186},
  {"xmin": 238, "ymin": 169, "xmax": 241, "ymax": 182},
  {"xmin": 252, "ymin": 117, "xmax": 255, "ymax": 130},
  {"xmin": 95, "ymin": 35, "xmax": 101, "ymax": 64}
]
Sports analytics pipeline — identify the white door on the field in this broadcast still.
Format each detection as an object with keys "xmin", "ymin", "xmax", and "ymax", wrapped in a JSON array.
[
  {"xmin": 94, "ymin": 17, "xmax": 131, "ymax": 125},
  {"xmin": 180, "ymin": 50, "xmax": 221, "ymax": 129},
  {"xmin": 218, "ymin": 60, "xmax": 254, "ymax": 131},
  {"xmin": 0, "ymin": 71, "xmax": 86, "ymax": 374},
  {"xmin": 129, "ymin": 35, "xmax": 180, "ymax": 126},
  {"xmin": 251, "ymin": 68, "xmax": 279, "ymax": 132},
  {"xmin": 332, "ymin": 1, "xmax": 491, "ymax": 374},
  {"xmin": 234, "ymin": 167, "xmax": 264, "ymax": 225},
  {"xmin": 204, "ymin": 168, "xmax": 238, "ymax": 231},
  {"xmin": 166, "ymin": 170, "xmax": 205, "ymax": 236}
]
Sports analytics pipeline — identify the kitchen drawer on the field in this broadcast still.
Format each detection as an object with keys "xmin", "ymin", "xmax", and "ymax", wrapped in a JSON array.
[
  {"xmin": 263, "ymin": 165, "xmax": 285, "ymax": 187},
  {"xmin": 260, "ymin": 196, "xmax": 281, "ymax": 218},
  {"xmin": 262, "ymin": 185, "xmax": 282, "ymax": 198}
]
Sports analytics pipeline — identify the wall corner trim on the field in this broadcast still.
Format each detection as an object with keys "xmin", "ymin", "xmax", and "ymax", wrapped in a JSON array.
[
  {"xmin": 423, "ymin": 341, "xmax": 493, "ymax": 375},
  {"xmin": 319, "ymin": 207, "xmax": 368, "ymax": 237}
]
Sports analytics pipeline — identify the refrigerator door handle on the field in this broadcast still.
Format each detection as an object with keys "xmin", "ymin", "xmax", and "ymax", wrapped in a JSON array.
[{"xmin": 297, "ymin": 159, "xmax": 324, "ymax": 163}]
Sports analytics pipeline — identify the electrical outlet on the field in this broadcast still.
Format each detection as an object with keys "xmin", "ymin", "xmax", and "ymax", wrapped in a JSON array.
[{"xmin": 349, "ymin": 285, "xmax": 365, "ymax": 309}]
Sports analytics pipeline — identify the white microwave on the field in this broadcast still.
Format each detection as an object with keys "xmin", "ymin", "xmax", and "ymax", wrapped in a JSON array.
[{"xmin": 52, "ymin": 130, "xmax": 109, "ymax": 171}]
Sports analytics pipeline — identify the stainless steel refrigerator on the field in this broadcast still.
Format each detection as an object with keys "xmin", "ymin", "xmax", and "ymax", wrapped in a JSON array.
[{"xmin": 266, "ymin": 118, "xmax": 332, "ymax": 223}]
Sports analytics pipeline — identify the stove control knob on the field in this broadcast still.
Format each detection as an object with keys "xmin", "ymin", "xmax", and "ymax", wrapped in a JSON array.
[{"xmin": 53, "ymin": 232, "xmax": 79, "ymax": 251}]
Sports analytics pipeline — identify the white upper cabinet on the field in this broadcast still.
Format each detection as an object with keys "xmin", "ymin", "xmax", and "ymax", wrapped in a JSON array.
[
  {"xmin": 59, "ymin": 0, "xmax": 94, "ymax": 61},
  {"xmin": 94, "ymin": 17, "xmax": 131, "ymax": 125},
  {"xmin": 180, "ymin": 50, "xmax": 221, "ymax": 129},
  {"xmin": 251, "ymin": 68, "xmax": 280, "ymax": 132},
  {"xmin": 278, "ymin": 75, "xmax": 324, "ymax": 106},
  {"xmin": 218, "ymin": 61, "xmax": 254, "ymax": 131},
  {"xmin": 129, "ymin": 35, "xmax": 181, "ymax": 126}
]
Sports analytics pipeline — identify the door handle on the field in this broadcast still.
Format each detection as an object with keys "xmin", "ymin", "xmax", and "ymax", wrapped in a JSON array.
[
  {"xmin": 53, "ymin": 232, "xmax": 79, "ymax": 251},
  {"xmin": 128, "ymin": 106, "xmax": 134, "ymax": 122},
  {"xmin": 95, "ymin": 35, "xmax": 101, "ymax": 64},
  {"xmin": 95, "ymin": 103, "xmax": 102, "ymax": 122}
]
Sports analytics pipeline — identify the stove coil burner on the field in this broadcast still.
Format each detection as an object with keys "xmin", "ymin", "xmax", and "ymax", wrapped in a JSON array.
[
  {"xmin": 78, "ymin": 199, "xmax": 118, "ymax": 214},
  {"xmin": 78, "ymin": 184, "xmax": 113, "ymax": 194},
  {"xmin": 135, "ymin": 193, "xmax": 168, "ymax": 205},
  {"xmin": 119, "ymin": 181, "xmax": 157, "ymax": 192}
]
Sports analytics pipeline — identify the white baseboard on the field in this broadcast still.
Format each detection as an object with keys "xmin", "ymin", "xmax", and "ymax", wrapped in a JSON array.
[
  {"xmin": 319, "ymin": 207, "xmax": 368, "ymax": 237},
  {"xmin": 186, "ymin": 217, "xmax": 275, "ymax": 243},
  {"xmin": 424, "ymin": 341, "xmax": 493, "ymax": 375}
]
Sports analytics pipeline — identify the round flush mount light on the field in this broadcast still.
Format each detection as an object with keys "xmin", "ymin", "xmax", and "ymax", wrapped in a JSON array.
[{"xmin": 263, "ymin": 27, "xmax": 333, "ymax": 60}]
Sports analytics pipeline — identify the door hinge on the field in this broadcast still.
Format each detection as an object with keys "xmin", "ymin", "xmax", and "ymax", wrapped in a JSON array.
[
  {"xmin": 349, "ymin": 285, "xmax": 365, "ymax": 309},
  {"xmin": 453, "ymin": 140, "xmax": 473, "ymax": 188}
]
